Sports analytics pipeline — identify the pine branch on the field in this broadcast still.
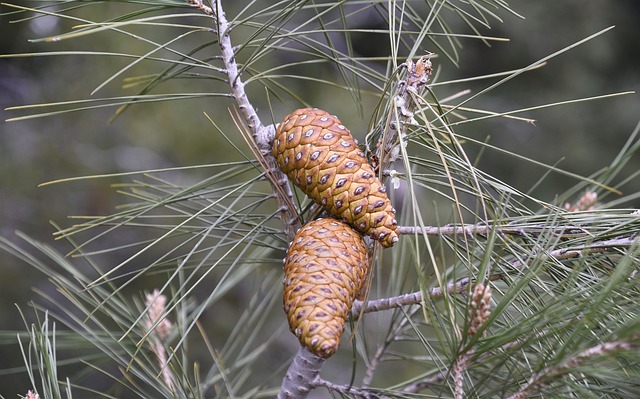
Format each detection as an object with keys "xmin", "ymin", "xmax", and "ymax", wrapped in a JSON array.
[
  {"xmin": 352, "ymin": 233, "xmax": 636, "ymax": 396},
  {"xmin": 209, "ymin": 0, "xmax": 301, "ymax": 239},
  {"xmin": 527, "ymin": 235, "xmax": 639, "ymax": 262},
  {"xmin": 401, "ymin": 372, "xmax": 447, "ymax": 394},
  {"xmin": 315, "ymin": 379, "xmax": 384, "ymax": 398},
  {"xmin": 188, "ymin": 2, "xmax": 314, "ymax": 395},
  {"xmin": 278, "ymin": 347, "xmax": 324, "ymax": 399},
  {"xmin": 184, "ymin": 4, "xmax": 639, "ymax": 398},
  {"xmin": 3, "ymin": 2, "xmax": 638, "ymax": 398},
  {"xmin": 506, "ymin": 339, "xmax": 639, "ymax": 399},
  {"xmin": 353, "ymin": 235, "xmax": 639, "ymax": 315},
  {"xmin": 396, "ymin": 223, "xmax": 591, "ymax": 239}
]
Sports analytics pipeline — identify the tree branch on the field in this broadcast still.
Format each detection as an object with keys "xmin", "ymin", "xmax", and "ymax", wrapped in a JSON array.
[
  {"xmin": 396, "ymin": 223, "xmax": 591, "ymax": 239},
  {"xmin": 506, "ymin": 339, "xmax": 639, "ymax": 399},
  {"xmin": 353, "ymin": 235, "xmax": 639, "ymax": 315},
  {"xmin": 210, "ymin": 0, "xmax": 301, "ymax": 239},
  {"xmin": 400, "ymin": 371, "xmax": 448, "ymax": 393},
  {"xmin": 316, "ymin": 379, "xmax": 388, "ymax": 398},
  {"xmin": 194, "ymin": 2, "xmax": 311, "ymax": 396},
  {"xmin": 352, "ymin": 277, "xmax": 471, "ymax": 315},
  {"xmin": 278, "ymin": 347, "xmax": 325, "ymax": 399}
]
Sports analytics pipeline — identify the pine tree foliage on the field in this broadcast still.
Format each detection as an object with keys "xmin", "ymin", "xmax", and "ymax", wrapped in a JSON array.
[{"xmin": 1, "ymin": 1, "xmax": 639, "ymax": 398}]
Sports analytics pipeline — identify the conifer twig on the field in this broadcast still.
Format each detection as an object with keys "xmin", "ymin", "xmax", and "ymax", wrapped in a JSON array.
[
  {"xmin": 401, "ymin": 372, "xmax": 448, "ymax": 393},
  {"xmin": 506, "ymin": 340, "xmax": 639, "ymax": 399},
  {"xmin": 209, "ymin": 0, "xmax": 300, "ymax": 239},
  {"xmin": 315, "ymin": 379, "xmax": 384, "ymax": 398},
  {"xmin": 277, "ymin": 347, "xmax": 324, "ymax": 399},
  {"xmin": 396, "ymin": 223, "xmax": 591, "ymax": 238},
  {"xmin": 353, "ymin": 235, "xmax": 639, "ymax": 314},
  {"xmin": 199, "ymin": 1, "xmax": 313, "ymax": 396}
]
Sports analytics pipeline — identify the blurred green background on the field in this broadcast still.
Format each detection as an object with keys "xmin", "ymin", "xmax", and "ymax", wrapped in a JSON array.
[{"xmin": 1, "ymin": 1, "xmax": 639, "ymax": 396}]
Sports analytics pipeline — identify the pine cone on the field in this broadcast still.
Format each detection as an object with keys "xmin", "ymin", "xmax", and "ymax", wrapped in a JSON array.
[
  {"xmin": 273, "ymin": 108, "xmax": 398, "ymax": 247},
  {"xmin": 283, "ymin": 218, "xmax": 370, "ymax": 358}
]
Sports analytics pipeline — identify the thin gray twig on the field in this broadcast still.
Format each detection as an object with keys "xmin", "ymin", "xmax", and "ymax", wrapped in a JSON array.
[
  {"xmin": 506, "ymin": 340, "xmax": 638, "ymax": 399},
  {"xmin": 278, "ymin": 347, "xmax": 325, "ymax": 399},
  {"xmin": 211, "ymin": 0, "xmax": 300, "ymax": 240},
  {"xmin": 353, "ymin": 235, "xmax": 639, "ymax": 314}
]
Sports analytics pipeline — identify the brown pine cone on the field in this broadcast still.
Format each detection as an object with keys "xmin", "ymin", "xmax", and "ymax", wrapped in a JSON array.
[
  {"xmin": 273, "ymin": 107, "xmax": 398, "ymax": 248},
  {"xmin": 283, "ymin": 218, "xmax": 370, "ymax": 358}
]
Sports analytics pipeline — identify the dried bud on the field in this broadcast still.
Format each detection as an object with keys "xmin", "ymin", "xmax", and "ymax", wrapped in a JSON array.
[
  {"xmin": 468, "ymin": 284, "xmax": 492, "ymax": 337},
  {"xmin": 406, "ymin": 56, "xmax": 433, "ymax": 88},
  {"xmin": 145, "ymin": 289, "xmax": 173, "ymax": 341},
  {"xmin": 564, "ymin": 191, "xmax": 597, "ymax": 212}
]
